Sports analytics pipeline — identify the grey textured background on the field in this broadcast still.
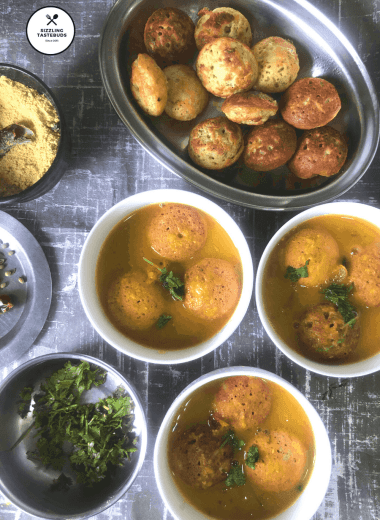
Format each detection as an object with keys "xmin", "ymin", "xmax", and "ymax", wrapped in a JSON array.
[{"xmin": 0, "ymin": 0, "xmax": 379, "ymax": 519}]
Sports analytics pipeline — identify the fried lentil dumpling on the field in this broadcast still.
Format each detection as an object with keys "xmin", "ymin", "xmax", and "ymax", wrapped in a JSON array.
[
  {"xmin": 213, "ymin": 376, "xmax": 271, "ymax": 431},
  {"xmin": 147, "ymin": 203, "xmax": 207, "ymax": 261},
  {"xmin": 195, "ymin": 7, "xmax": 252, "ymax": 51},
  {"xmin": 252, "ymin": 36, "xmax": 300, "ymax": 93},
  {"xmin": 280, "ymin": 77, "xmax": 341, "ymax": 129},
  {"xmin": 244, "ymin": 119, "xmax": 297, "ymax": 171},
  {"xmin": 163, "ymin": 64, "xmax": 208, "ymax": 121},
  {"xmin": 296, "ymin": 302, "xmax": 360, "ymax": 360},
  {"xmin": 130, "ymin": 54, "xmax": 168, "ymax": 116},
  {"xmin": 188, "ymin": 116, "xmax": 244, "ymax": 170},
  {"xmin": 283, "ymin": 228, "xmax": 340, "ymax": 287},
  {"xmin": 143, "ymin": 7, "xmax": 196, "ymax": 66},
  {"xmin": 196, "ymin": 37, "xmax": 258, "ymax": 98},
  {"xmin": 221, "ymin": 91, "xmax": 278, "ymax": 125},
  {"xmin": 245, "ymin": 430, "xmax": 307, "ymax": 492},
  {"xmin": 349, "ymin": 242, "xmax": 380, "ymax": 307},
  {"xmin": 288, "ymin": 126, "xmax": 348, "ymax": 179},
  {"xmin": 107, "ymin": 271, "xmax": 165, "ymax": 330},
  {"xmin": 170, "ymin": 422, "xmax": 233, "ymax": 489},
  {"xmin": 184, "ymin": 258, "xmax": 241, "ymax": 320}
]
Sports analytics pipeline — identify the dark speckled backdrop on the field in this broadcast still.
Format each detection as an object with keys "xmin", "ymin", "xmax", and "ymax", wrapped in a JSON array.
[{"xmin": 0, "ymin": 0, "xmax": 379, "ymax": 519}]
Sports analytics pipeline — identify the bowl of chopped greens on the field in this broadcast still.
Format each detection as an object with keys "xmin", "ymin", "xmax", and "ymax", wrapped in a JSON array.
[
  {"xmin": 256, "ymin": 201, "xmax": 380, "ymax": 377},
  {"xmin": 0, "ymin": 353, "xmax": 147, "ymax": 519}
]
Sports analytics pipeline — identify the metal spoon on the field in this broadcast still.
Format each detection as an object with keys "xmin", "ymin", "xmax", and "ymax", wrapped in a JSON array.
[{"xmin": 0, "ymin": 124, "xmax": 34, "ymax": 157}]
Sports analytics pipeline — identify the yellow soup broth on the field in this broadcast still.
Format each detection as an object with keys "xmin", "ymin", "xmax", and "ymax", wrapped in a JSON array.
[
  {"xmin": 96, "ymin": 203, "xmax": 242, "ymax": 350},
  {"xmin": 263, "ymin": 214, "xmax": 380, "ymax": 364},
  {"xmin": 168, "ymin": 377, "xmax": 315, "ymax": 520}
]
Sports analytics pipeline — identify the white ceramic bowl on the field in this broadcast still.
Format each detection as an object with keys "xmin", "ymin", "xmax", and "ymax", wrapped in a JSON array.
[
  {"xmin": 154, "ymin": 366, "xmax": 331, "ymax": 520},
  {"xmin": 79, "ymin": 189, "xmax": 253, "ymax": 364},
  {"xmin": 256, "ymin": 201, "xmax": 380, "ymax": 378}
]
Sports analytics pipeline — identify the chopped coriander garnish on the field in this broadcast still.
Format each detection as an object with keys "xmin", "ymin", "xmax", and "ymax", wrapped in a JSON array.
[
  {"xmin": 321, "ymin": 283, "xmax": 357, "ymax": 325},
  {"xmin": 50, "ymin": 473, "xmax": 73, "ymax": 492},
  {"xmin": 298, "ymin": 484, "xmax": 303, "ymax": 492},
  {"xmin": 225, "ymin": 461, "xmax": 246, "ymax": 487},
  {"xmin": 221, "ymin": 429, "xmax": 245, "ymax": 451},
  {"xmin": 21, "ymin": 361, "xmax": 137, "ymax": 486},
  {"xmin": 245, "ymin": 445, "xmax": 260, "ymax": 469},
  {"xmin": 143, "ymin": 257, "xmax": 185, "ymax": 301},
  {"xmin": 316, "ymin": 345, "xmax": 334, "ymax": 353},
  {"xmin": 17, "ymin": 386, "xmax": 34, "ymax": 418},
  {"xmin": 157, "ymin": 314, "xmax": 172, "ymax": 329},
  {"xmin": 284, "ymin": 260, "xmax": 309, "ymax": 283}
]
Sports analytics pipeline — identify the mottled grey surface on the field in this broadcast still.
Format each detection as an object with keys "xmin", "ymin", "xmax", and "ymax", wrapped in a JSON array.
[{"xmin": 0, "ymin": 0, "xmax": 379, "ymax": 519}]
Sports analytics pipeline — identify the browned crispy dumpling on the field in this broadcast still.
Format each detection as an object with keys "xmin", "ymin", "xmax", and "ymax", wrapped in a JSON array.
[
  {"xmin": 147, "ymin": 203, "xmax": 207, "ymax": 261},
  {"xmin": 196, "ymin": 37, "xmax": 258, "ymax": 98},
  {"xmin": 170, "ymin": 422, "xmax": 233, "ymax": 489},
  {"xmin": 252, "ymin": 36, "xmax": 299, "ymax": 93},
  {"xmin": 107, "ymin": 271, "xmax": 165, "ymax": 330},
  {"xmin": 280, "ymin": 77, "xmax": 341, "ymax": 129},
  {"xmin": 245, "ymin": 430, "xmax": 307, "ymax": 492},
  {"xmin": 163, "ymin": 64, "xmax": 208, "ymax": 121},
  {"xmin": 213, "ymin": 376, "xmax": 271, "ymax": 432},
  {"xmin": 222, "ymin": 91, "xmax": 278, "ymax": 125},
  {"xmin": 283, "ymin": 227, "xmax": 340, "ymax": 287},
  {"xmin": 188, "ymin": 116, "xmax": 244, "ymax": 170},
  {"xmin": 130, "ymin": 54, "xmax": 167, "ymax": 116},
  {"xmin": 143, "ymin": 7, "xmax": 196, "ymax": 66},
  {"xmin": 244, "ymin": 120, "xmax": 297, "ymax": 171},
  {"xmin": 184, "ymin": 258, "xmax": 241, "ymax": 320},
  {"xmin": 288, "ymin": 126, "xmax": 348, "ymax": 179},
  {"xmin": 296, "ymin": 302, "xmax": 360, "ymax": 359},
  {"xmin": 349, "ymin": 242, "xmax": 380, "ymax": 307},
  {"xmin": 195, "ymin": 7, "xmax": 252, "ymax": 50}
]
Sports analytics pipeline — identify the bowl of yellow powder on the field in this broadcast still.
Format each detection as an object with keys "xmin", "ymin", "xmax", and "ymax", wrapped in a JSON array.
[{"xmin": 0, "ymin": 64, "xmax": 70, "ymax": 204}]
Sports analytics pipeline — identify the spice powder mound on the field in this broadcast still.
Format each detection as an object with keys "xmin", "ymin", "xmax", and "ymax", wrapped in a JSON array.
[{"xmin": 0, "ymin": 75, "xmax": 60, "ymax": 197}]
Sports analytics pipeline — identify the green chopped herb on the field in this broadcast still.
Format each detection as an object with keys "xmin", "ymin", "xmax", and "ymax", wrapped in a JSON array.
[
  {"xmin": 50, "ymin": 473, "xmax": 73, "ymax": 492},
  {"xmin": 21, "ymin": 361, "xmax": 137, "ymax": 486},
  {"xmin": 245, "ymin": 445, "xmax": 260, "ymax": 469},
  {"xmin": 316, "ymin": 345, "xmax": 334, "ymax": 353},
  {"xmin": 221, "ymin": 429, "xmax": 245, "ymax": 451},
  {"xmin": 284, "ymin": 260, "xmax": 309, "ymax": 283},
  {"xmin": 225, "ymin": 461, "xmax": 246, "ymax": 487},
  {"xmin": 321, "ymin": 283, "xmax": 357, "ymax": 325},
  {"xmin": 298, "ymin": 484, "xmax": 303, "ymax": 492},
  {"xmin": 17, "ymin": 386, "xmax": 34, "ymax": 419},
  {"xmin": 157, "ymin": 314, "xmax": 172, "ymax": 329},
  {"xmin": 143, "ymin": 258, "xmax": 185, "ymax": 301}
]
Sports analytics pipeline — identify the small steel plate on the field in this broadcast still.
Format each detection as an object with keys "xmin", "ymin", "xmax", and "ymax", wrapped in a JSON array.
[
  {"xmin": 99, "ymin": 0, "xmax": 379, "ymax": 210},
  {"xmin": 0, "ymin": 211, "xmax": 52, "ymax": 365},
  {"xmin": 0, "ymin": 353, "xmax": 147, "ymax": 519}
]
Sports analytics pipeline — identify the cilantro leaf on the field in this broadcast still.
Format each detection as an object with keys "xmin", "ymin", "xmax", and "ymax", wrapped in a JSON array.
[
  {"xmin": 50, "ymin": 473, "xmax": 73, "ymax": 492},
  {"xmin": 284, "ymin": 260, "xmax": 309, "ymax": 282},
  {"xmin": 157, "ymin": 314, "xmax": 172, "ymax": 329},
  {"xmin": 245, "ymin": 445, "xmax": 260, "ymax": 469},
  {"xmin": 225, "ymin": 461, "xmax": 246, "ymax": 487},
  {"xmin": 316, "ymin": 345, "xmax": 334, "ymax": 353},
  {"xmin": 321, "ymin": 283, "xmax": 357, "ymax": 325},
  {"xmin": 17, "ymin": 386, "xmax": 34, "ymax": 418},
  {"xmin": 143, "ymin": 258, "xmax": 185, "ymax": 300},
  {"xmin": 221, "ymin": 429, "xmax": 245, "ymax": 451}
]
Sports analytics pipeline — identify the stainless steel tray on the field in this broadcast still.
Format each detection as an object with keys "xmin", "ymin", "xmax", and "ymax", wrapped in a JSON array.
[
  {"xmin": 99, "ymin": 0, "xmax": 379, "ymax": 210},
  {"xmin": 0, "ymin": 211, "xmax": 52, "ymax": 364}
]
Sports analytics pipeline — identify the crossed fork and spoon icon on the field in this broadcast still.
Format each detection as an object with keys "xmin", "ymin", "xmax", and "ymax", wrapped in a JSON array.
[{"xmin": 46, "ymin": 14, "xmax": 58, "ymax": 25}]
